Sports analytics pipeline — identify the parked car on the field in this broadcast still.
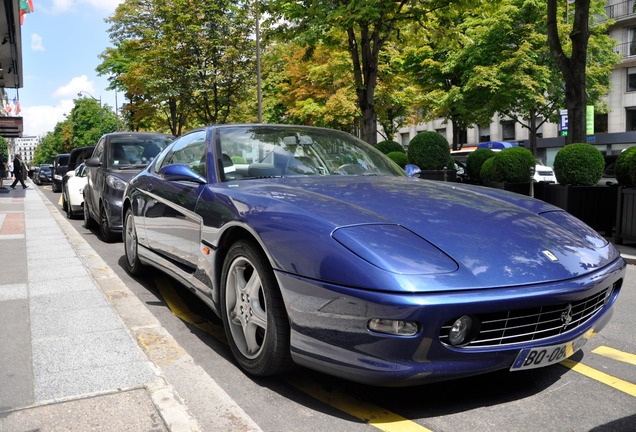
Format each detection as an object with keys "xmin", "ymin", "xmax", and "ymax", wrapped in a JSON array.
[
  {"xmin": 533, "ymin": 163, "xmax": 557, "ymax": 183},
  {"xmin": 62, "ymin": 146, "xmax": 95, "ymax": 212},
  {"xmin": 83, "ymin": 132, "xmax": 174, "ymax": 242},
  {"xmin": 122, "ymin": 124, "xmax": 625, "ymax": 386},
  {"xmin": 34, "ymin": 164, "xmax": 52, "ymax": 185},
  {"xmin": 51, "ymin": 153, "xmax": 70, "ymax": 192},
  {"xmin": 62, "ymin": 163, "xmax": 88, "ymax": 219}
]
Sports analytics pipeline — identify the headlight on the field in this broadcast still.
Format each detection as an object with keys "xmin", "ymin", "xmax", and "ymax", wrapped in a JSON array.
[
  {"xmin": 53, "ymin": 174, "xmax": 63, "ymax": 180},
  {"xmin": 368, "ymin": 318, "xmax": 418, "ymax": 336},
  {"xmin": 107, "ymin": 175, "xmax": 128, "ymax": 190}
]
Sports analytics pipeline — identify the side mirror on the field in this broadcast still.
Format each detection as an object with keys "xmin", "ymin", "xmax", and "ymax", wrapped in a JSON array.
[
  {"xmin": 160, "ymin": 164, "xmax": 207, "ymax": 184},
  {"xmin": 404, "ymin": 164, "xmax": 421, "ymax": 178},
  {"xmin": 85, "ymin": 156, "xmax": 101, "ymax": 168}
]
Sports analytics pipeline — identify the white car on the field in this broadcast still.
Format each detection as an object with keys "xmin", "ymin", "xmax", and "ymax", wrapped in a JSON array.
[
  {"xmin": 534, "ymin": 163, "xmax": 557, "ymax": 183},
  {"xmin": 62, "ymin": 163, "xmax": 88, "ymax": 219}
]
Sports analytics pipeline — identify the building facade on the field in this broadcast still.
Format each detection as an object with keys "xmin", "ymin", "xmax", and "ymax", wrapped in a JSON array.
[
  {"xmin": 395, "ymin": 0, "xmax": 636, "ymax": 166},
  {"xmin": 13, "ymin": 136, "xmax": 39, "ymax": 166}
]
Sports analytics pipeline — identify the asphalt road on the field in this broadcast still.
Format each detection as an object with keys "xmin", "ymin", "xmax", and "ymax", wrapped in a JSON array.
[{"xmin": 41, "ymin": 184, "xmax": 636, "ymax": 432}]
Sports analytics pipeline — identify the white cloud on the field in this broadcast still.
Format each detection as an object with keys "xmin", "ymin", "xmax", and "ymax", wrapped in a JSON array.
[
  {"xmin": 51, "ymin": 75, "xmax": 95, "ymax": 99},
  {"xmin": 21, "ymin": 100, "xmax": 75, "ymax": 137},
  {"xmin": 31, "ymin": 33, "xmax": 44, "ymax": 51}
]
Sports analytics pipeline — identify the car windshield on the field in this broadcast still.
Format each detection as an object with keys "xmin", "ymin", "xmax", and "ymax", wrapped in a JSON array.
[
  {"xmin": 40, "ymin": 166, "xmax": 51, "ymax": 173},
  {"xmin": 108, "ymin": 136, "xmax": 173, "ymax": 168},
  {"xmin": 218, "ymin": 126, "xmax": 404, "ymax": 180}
]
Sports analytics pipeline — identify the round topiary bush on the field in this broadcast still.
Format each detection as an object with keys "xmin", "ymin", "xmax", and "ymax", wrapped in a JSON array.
[
  {"xmin": 480, "ymin": 157, "xmax": 497, "ymax": 183},
  {"xmin": 553, "ymin": 143, "xmax": 604, "ymax": 186},
  {"xmin": 614, "ymin": 146, "xmax": 636, "ymax": 186},
  {"xmin": 387, "ymin": 151, "xmax": 408, "ymax": 168},
  {"xmin": 407, "ymin": 131, "xmax": 450, "ymax": 170},
  {"xmin": 376, "ymin": 140, "xmax": 405, "ymax": 155},
  {"xmin": 491, "ymin": 147, "xmax": 536, "ymax": 183},
  {"xmin": 466, "ymin": 148, "xmax": 495, "ymax": 182}
]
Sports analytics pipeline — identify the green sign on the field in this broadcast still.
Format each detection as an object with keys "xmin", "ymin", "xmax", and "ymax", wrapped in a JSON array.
[{"xmin": 586, "ymin": 105, "xmax": 594, "ymax": 135}]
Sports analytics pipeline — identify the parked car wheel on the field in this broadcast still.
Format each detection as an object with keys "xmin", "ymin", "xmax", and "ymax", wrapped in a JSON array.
[
  {"xmin": 123, "ymin": 208, "xmax": 145, "ymax": 275},
  {"xmin": 99, "ymin": 203, "xmax": 117, "ymax": 243},
  {"xmin": 63, "ymin": 189, "xmax": 73, "ymax": 219},
  {"xmin": 83, "ymin": 199, "xmax": 95, "ymax": 229},
  {"xmin": 220, "ymin": 240, "xmax": 292, "ymax": 377}
]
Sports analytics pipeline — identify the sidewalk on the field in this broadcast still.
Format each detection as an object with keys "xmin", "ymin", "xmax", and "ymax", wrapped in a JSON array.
[
  {"xmin": 0, "ymin": 180, "xmax": 635, "ymax": 432},
  {"xmin": 0, "ymin": 180, "xmax": 262, "ymax": 432}
]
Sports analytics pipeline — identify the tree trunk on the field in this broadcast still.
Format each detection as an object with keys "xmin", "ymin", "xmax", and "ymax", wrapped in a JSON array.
[
  {"xmin": 528, "ymin": 109, "xmax": 538, "ymax": 156},
  {"xmin": 546, "ymin": 0, "xmax": 590, "ymax": 144}
]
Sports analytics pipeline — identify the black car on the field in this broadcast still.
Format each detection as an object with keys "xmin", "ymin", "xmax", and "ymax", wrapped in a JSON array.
[
  {"xmin": 83, "ymin": 132, "xmax": 173, "ymax": 242},
  {"xmin": 34, "ymin": 164, "xmax": 52, "ymax": 185},
  {"xmin": 51, "ymin": 153, "xmax": 70, "ymax": 192}
]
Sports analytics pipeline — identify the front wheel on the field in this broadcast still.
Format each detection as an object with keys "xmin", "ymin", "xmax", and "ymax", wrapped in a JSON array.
[
  {"xmin": 220, "ymin": 240, "xmax": 292, "ymax": 376},
  {"xmin": 83, "ymin": 197, "xmax": 95, "ymax": 229},
  {"xmin": 99, "ymin": 203, "xmax": 117, "ymax": 243},
  {"xmin": 123, "ymin": 208, "xmax": 145, "ymax": 275}
]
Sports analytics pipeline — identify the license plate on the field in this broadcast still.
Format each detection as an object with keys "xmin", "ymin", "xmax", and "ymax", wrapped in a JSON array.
[{"xmin": 510, "ymin": 335, "xmax": 588, "ymax": 371}]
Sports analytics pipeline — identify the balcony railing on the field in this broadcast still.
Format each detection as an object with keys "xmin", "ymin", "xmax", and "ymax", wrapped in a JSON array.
[
  {"xmin": 604, "ymin": 1, "xmax": 636, "ymax": 20},
  {"xmin": 614, "ymin": 41, "xmax": 636, "ymax": 58}
]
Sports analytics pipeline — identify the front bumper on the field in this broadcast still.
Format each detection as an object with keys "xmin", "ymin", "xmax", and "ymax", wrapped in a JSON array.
[{"xmin": 276, "ymin": 257, "xmax": 626, "ymax": 386}]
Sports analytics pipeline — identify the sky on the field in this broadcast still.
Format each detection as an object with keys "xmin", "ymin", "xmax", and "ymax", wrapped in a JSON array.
[{"xmin": 12, "ymin": 0, "xmax": 124, "ymax": 138}]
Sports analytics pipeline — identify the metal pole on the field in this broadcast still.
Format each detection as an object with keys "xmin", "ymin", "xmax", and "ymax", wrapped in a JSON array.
[{"xmin": 256, "ymin": 0, "xmax": 262, "ymax": 123}]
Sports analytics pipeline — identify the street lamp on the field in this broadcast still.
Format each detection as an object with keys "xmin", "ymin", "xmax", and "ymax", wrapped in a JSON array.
[{"xmin": 77, "ymin": 90, "xmax": 102, "ymax": 123}]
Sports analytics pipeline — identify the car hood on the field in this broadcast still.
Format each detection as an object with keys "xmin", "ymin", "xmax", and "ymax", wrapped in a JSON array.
[{"xmin": 214, "ymin": 177, "xmax": 620, "ymax": 292}]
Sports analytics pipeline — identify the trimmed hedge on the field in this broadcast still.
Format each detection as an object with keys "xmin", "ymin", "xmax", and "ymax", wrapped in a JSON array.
[
  {"xmin": 407, "ymin": 131, "xmax": 450, "ymax": 170},
  {"xmin": 466, "ymin": 148, "xmax": 495, "ymax": 182},
  {"xmin": 480, "ymin": 157, "xmax": 496, "ymax": 182},
  {"xmin": 553, "ymin": 143, "xmax": 604, "ymax": 186},
  {"xmin": 491, "ymin": 147, "xmax": 536, "ymax": 183},
  {"xmin": 387, "ymin": 151, "xmax": 408, "ymax": 168},
  {"xmin": 615, "ymin": 146, "xmax": 636, "ymax": 186},
  {"xmin": 376, "ymin": 140, "xmax": 405, "ymax": 155}
]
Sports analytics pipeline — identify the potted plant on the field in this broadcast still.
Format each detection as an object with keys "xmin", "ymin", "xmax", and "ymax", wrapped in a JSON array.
[
  {"xmin": 480, "ymin": 146, "xmax": 535, "ymax": 195},
  {"xmin": 407, "ymin": 131, "xmax": 456, "ymax": 181},
  {"xmin": 537, "ymin": 143, "xmax": 615, "ymax": 235},
  {"xmin": 613, "ymin": 146, "xmax": 636, "ymax": 244},
  {"xmin": 466, "ymin": 147, "xmax": 495, "ymax": 184}
]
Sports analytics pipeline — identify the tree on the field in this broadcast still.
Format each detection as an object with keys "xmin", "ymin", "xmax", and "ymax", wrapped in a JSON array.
[
  {"xmin": 100, "ymin": 0, "xmax": 256, "ymax": 136},
  {"xmin": 547, "ymin": 0, "xmax": 590, "ymax": 144},
  {"xmin": 268, "ymin": 0, "xmax": 468, "ymax": 145}
]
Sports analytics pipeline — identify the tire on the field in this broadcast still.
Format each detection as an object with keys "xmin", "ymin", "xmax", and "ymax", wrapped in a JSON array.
[
  {"xmin": 123, "ymin": 208, "xmax": 145, "ymax": 275},
  {"xmin": 63, "ymin": 190, "xmax": 74, "ymax": 219},
  {"xmin": 99, "ymin": 203, "xmax": 116, "ymax": 243},
  {"xmin": 83, "ymin": 197, "xmax": 96, "ymax": 229},
  {"xmin": 220, "ymin": 240, "xmax": 292, "ymax": 377}
]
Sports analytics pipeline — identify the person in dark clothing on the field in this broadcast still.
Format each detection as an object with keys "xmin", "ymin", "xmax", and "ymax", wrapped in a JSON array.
[
  {"xmin": 0, "ymin": 154, "xmax": 6, "ymax": 189},
  {"xmin": 10, "ymin": 153, "xmax": 28, "ymax": 189}
]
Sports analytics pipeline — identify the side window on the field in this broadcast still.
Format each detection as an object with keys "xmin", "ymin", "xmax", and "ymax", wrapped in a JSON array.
[
  {"xmin": 164, "ymin": 131, "xmax": 207, "ymax": 176},
  {"xmin": 94, "ymin": 138, "xmax": 105, "ymax": 162}
]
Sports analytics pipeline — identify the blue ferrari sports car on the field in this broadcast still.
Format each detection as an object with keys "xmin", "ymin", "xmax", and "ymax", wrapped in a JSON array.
[{"xmin": 122, "ymin": 124, "xmax": 625, "ymax": 386}]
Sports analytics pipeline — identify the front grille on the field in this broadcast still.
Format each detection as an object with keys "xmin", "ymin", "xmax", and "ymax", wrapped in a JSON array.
[
  {"xmin": 440, "ymin": 288, "xmax": 609, "ymax": 348},
  {"xmin": 537, "ymin": 170, "xmax": 553, "ymax": 176}
]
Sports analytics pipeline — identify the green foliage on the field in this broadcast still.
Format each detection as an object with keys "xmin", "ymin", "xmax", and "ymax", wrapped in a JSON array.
[
  {"xmin": 466, "ymin": 148, "xmax": 495, "ymax": 182},
  {"xmin": 231, "ymin": 156, "xmax": 247, "ymax": 164},
  {"xmin": 614, "ymin": 146, "xmax": 636, "ymax": 186},
  {"xmin": 0, "ymin": 136, "xmax": 8, "ymax": 159},
  {"xmin": 375, "ymin": 140, "xmax": 404, "ymax": 155},
  {"xmin": 407, "ymin": 131, "xmax": 450, "ymax": 170},
  {"xmin": 387, "ymin": 151, "xmax": 408, "ymax": 168},
  {"xmin": 480, "ymin": 157, "xmax": 496, "ymax": 183},
  {"xmin": 553, "ymin": 143, "xmax": 604, "ymax": 186},
  {"xmin": 490, "ymin": 147, "xmax": 536, "ymax": 183}
]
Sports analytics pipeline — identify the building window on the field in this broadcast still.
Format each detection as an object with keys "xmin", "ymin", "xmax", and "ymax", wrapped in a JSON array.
[
  {"xmin": 628, "ymin": 67, "xmax": 636, "ymax": 92},
  {"xmin": 595, "ymin": 113, "xmax": 608, "ymax": 133},
  {"xmin": 501, "ymin": 120, "xmax": 515, "ymax": 141},
  {"xmin": 478, "ymin": 125, "xmax": 490, "ymax": 142},
  {"xmin": 626, "ymin": 108, "xmax": 636, "ymax": 131}
]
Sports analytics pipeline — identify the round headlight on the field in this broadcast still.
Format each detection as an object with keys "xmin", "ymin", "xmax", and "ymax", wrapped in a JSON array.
[{"xmin": 448, "ymin": 315, "xmax": 473, "ymax": 346}]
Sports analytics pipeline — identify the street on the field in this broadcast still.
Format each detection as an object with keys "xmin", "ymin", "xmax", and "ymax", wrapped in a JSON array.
[{"xmin": 40, "ymin": 183, "xmax": 636, "ymax": 432}]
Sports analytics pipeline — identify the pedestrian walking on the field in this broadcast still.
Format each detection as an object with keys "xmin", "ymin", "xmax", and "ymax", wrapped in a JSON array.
[
  {"xmin": 0, "ymin": 154, "xmax": 7, "ymax": 189},
  {"xmin": 9, "ymin": 153, "xmax": 28, "ymax": 189}
]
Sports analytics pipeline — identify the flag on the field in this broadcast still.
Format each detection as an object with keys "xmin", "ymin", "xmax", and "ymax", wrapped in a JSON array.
[
  {"xmin": 19, "ymin": 0, "xmax": 34, "ymax": 25},
  {"xmin": 13, "ymin": 97, "xmax": 20, "ymax": 115}
]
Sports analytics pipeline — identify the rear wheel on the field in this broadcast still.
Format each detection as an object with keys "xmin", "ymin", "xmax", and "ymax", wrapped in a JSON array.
[
  {"xmin": 220, "ymin": 240, "xmax": 292, "ymax": 377},
  {"xmin": 63, "ymin": 190, "xmax": 74, "ymax": 219},
  {"xmin": 123, "ymin": 208, "xmax": 145, "ymax": 275},
  {"xmin": 83, "ymin": 196, "xmax": 95, "ymax": 229},
  {"xmin": 99, "ymin": 203, "xmax": 116, "ymax": 243}
]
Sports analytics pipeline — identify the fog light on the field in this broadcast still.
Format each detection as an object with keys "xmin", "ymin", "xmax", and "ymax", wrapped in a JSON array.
[
  {"xmin": 368, "ymin": 318, "xmax": 418, "ymax": 336},
  {"xmin": 448, "ymin": 315, "xmax": 472, "ymax": 346}
]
